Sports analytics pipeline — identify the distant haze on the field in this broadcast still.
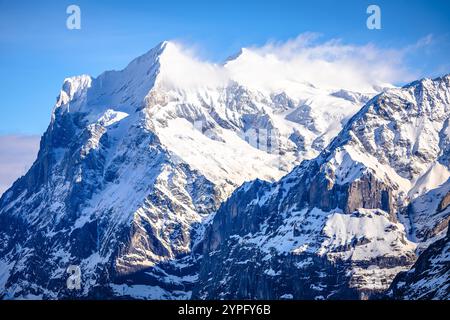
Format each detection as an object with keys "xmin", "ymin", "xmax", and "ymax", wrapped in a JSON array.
[{"xmin": 0, "ymin": 135, "xmax": 40, "ymax": 196}]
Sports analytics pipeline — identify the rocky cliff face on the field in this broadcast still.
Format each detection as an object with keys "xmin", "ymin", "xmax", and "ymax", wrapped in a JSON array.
[{"xmin": 194, "ymin": 75, "xmax": 450, "ymax": 299}]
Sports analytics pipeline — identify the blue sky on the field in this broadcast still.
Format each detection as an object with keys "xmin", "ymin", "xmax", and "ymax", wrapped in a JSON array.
[{"xmin": 0, "ymin": 0, "xmax": 449, "ymax": 135}]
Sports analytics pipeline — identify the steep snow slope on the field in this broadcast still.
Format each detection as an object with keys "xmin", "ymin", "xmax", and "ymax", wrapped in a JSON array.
[
  {"xmin": 406, "ymin": 178, "xmax": 450, "ymax": 246},
  {"xmin": 0, "ymin": 41, "xmax": 374, "ymax": 299},
  {"xmin": 194, "ymin": 75, "xmax": 450, "ymax": 299}
]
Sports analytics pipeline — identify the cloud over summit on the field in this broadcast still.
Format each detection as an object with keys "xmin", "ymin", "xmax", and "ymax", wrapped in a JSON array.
[{"xmin": 158, "ymin": 33, "xmax": 432, "ymax": 96}]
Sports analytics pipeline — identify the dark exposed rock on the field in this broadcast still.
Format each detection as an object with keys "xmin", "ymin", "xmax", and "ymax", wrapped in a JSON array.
[{"xmin": 438, "ymin": 191, "xmax": 450, "ymax": 212}]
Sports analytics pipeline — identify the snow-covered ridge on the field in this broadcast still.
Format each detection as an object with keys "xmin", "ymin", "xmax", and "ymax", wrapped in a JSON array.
[
  {"xmin": 196, "ymin": 74, "xmax": 450, "ymax": 299},
  {"xmin": 321, "ymin": 74, "xmax": 450, "ymax": 199}
]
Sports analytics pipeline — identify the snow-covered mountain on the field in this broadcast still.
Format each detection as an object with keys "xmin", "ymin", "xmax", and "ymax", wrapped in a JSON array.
[
  {"xmin": 0, "ymin": 40, "xmax": 448, "ymax": 300},
  {"xmin": 194, "ymin": 75, "xmax": 450, "ymax": 299},
  {"xmin": 0, "ymin": 41, "xmax": 375, "ymax": 299}
]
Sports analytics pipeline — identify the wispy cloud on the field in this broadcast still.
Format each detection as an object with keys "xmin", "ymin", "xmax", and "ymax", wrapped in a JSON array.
[
  {"xmin": 225, "ymin": 33, "xmax": 435, "ymax": 93},
  {"xmin": 0, "ymin": 135, "xmax": 40, "ymax": 196},
  {"xmin": 160, "ymin": 33, "xmax": 435, "ymax": 95}
]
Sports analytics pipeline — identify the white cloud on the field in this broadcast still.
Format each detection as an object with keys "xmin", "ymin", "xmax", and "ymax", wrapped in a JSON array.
[
  {"xmin": 157, "ymin": 41, "xmax": 229, "ymax": 90},
  {"xmin": 225, "ymin": 33, "xmax": 427, "ymax": 94},
  {"xmin": 0, "ymin": 135, "xmax": 40, "ymax": 196},
  {"xmin": 160, "ymin": 33, "xmax": 433, "ymax": 96}
]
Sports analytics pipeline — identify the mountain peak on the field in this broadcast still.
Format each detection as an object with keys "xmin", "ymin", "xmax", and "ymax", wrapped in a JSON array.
[
  {"xmin": 402, "ymin": 73, "xmax": 450, "ymax": 90},
  {"xmin": 124, "ymin": 40, "xmax": 177, "ymax": 70},
  {"xmin": 223, "ymin": 47, "xmax": 253, "ymax": 64}
]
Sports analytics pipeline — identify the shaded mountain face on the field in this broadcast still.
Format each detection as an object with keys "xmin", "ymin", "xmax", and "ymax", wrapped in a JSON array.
[
  {"xmin": 387, "ymin": 177, "xmax": 450, "ymax": 300},
  {"xmin": 388, "ymin": 226, "xmax": 449, "ymax": 300},
  {"xmin": 0, "ymin": 42, "xmax": 374, "ymax": 299},
  {"xmin": 194, "ymin": 75, "xmax": 450, "ymax": 300}
]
